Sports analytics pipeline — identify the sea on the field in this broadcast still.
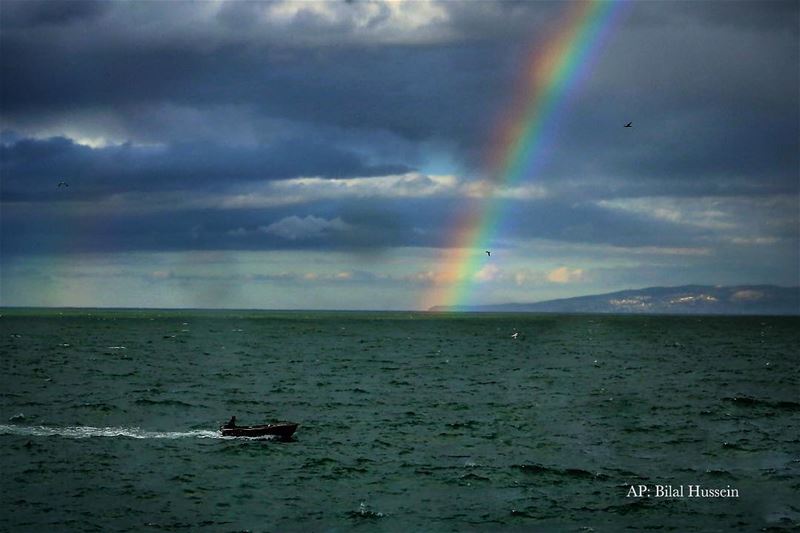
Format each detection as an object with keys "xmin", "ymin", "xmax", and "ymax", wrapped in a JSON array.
[{"xmin": 1, "ymin": 309, "xmax": 798, "ymax": 532}]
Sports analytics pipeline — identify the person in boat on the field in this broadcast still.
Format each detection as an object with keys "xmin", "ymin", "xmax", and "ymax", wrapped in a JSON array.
[{"xmin": 223, "ymin": 416, "xmax": 236, "ymax": 429}]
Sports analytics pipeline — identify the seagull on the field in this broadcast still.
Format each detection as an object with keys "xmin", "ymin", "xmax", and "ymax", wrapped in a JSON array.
[
  {"xmin": 57, "ymin": 181, "xmax": 69, "ymax": 187},
  {"xmin": 486, "ymin": 250, "xmax": 491, "ymax": 257},
  {"xmin": 511, "ymin": 332, "xmax": 519, "ymax": 339},
  {"xmin": 624, "ymin": 122, "xmax": 632, "ymax": 128}
]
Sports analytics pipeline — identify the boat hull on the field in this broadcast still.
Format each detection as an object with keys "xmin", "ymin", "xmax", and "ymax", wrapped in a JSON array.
[{"xmin": 220, "ymin": 423, "xmax": 298, "ymax": 440}]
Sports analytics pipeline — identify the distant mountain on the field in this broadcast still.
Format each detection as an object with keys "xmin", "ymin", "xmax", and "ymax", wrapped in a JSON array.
[{"xmin": 429, "ymin": 285, "xmax": 800, "ymax": 315}]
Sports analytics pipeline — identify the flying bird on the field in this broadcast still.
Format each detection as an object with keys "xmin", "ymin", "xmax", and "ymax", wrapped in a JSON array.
[
  {"xmin": 511, "ymin": 332, "xmax": 519, "ymax": 339},
  {"xmin": 624, "ymin": 122, "xmax": 632, "ymax": 128},
  {"xmin": 57, "ymin": 181, "xmax": 69, "ymax": 187},
  {"xmin": 486, "ymin": 251, "xmax": 491, "ymax": 256}
]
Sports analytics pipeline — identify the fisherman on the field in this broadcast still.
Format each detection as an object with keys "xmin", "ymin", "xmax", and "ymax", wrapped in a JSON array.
[{"xmin": 223, "ymin": 416, "xmax": 237, "ymax": 429}]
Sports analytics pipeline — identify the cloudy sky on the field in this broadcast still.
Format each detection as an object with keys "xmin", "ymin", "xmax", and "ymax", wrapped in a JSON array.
[{"xmin": 1, "ymin": 0, "xmax": 798, "ymax": 310}]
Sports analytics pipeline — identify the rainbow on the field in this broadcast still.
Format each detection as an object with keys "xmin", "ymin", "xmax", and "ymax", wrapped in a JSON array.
[{"xmin": 422, "ymin": 0, "xmax": 628, "ymax": 311}]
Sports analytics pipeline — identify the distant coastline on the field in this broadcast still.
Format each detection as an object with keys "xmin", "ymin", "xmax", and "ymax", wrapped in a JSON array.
[
  {"xmin": 2, "ymin": 284, "xmax": 798, "ymax": 316},
  {"xmin": 429, "ymin": 284, "xmax": 800, "ymax": 315}
]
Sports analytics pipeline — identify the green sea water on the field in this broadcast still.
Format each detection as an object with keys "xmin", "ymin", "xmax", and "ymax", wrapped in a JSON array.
[{"xmin": 1, "ymin": 309, "xmax": 798, "ymax": 531}]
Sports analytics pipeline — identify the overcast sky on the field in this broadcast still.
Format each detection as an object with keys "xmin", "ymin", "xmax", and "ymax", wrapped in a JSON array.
[{"xmin": 1, "ymin": 0, "xmax": 798, "ymax": 310}]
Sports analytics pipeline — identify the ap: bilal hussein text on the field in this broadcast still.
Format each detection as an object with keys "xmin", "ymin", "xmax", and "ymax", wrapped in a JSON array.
[{"xmin": 627, "ymin": 484, "xmax": 740, "ymax": 498}]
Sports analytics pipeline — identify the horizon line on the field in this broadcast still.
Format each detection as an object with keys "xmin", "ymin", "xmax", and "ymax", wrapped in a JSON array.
[{"xmin": 2, "ymin": 283, "xmax": 797, "ymax": 314}]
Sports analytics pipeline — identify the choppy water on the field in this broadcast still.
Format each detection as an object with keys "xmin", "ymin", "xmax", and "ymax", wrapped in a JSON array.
[{"xmin": 1, "ymin": 309, "xmax": 798, "ymax": 531}]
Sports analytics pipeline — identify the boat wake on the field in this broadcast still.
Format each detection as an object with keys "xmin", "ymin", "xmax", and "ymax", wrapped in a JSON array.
[{"xmin": 0, "ymin": 424, "xmax": 223, "ymax": 440}]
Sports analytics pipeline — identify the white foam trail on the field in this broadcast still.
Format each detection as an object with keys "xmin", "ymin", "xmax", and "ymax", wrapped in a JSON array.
[{"xmin": 0, "ymin": 424, "xmax": 221, "ymax": 440}]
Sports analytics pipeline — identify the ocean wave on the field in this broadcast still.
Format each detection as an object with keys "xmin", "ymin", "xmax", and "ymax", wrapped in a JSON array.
[
  {"xmin": 0, "ymin": 424, "xmax": 220, "ymax": 440},
  {"xmin": 704, "ymin": 468, "xmax": 738, "ymax": 479},
  {"xmin": 723, "ymin": 396, "xmax": 800, "ymax": 411},
  {"xmin": 446, "ymin": 420, "xmax": 480, "ymax": 429},
  {"xmin": 348, "ymin": 502, "xmax": 385, "ymax": 520},
  {"xmin": 73, "ymin": 402, "xmax": 117, "ymax": 411},
  {"xmin": 512, "ymin": 463, "xmax": 608, "ymax": 480},
  {"xmin": 459, "ymin": 472, "xmax": 491, "ymax": 482},
  {"xmin": 584, "ymin": 498, "xmax": 655, "ymax": 515},
  {"xmin": 134, "ymin": 398, "xmax": 200, "ymax": 408}
]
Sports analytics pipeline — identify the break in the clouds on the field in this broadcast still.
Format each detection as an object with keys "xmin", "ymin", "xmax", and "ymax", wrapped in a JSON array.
[{"xmin": 1, "ymin": 0, "xmax": 798, "ymax": 309}]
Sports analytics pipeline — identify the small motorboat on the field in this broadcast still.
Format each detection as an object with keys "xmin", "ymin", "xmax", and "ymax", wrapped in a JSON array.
[{"xmin": 220, "ymin": 422, "xmax": 298, "ymax": 440}]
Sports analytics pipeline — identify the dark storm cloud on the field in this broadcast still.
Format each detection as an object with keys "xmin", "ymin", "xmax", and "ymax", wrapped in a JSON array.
[
  {"xmin": 531, "ymin": 100, "xmax": 798, "ymax": 199},
  {"xmin": 0, "ymin": 0, "xmax": 797, "ymax": 259},
  {"xmin": 629, "ymin": 0, "xmax": 799, "ymax": 32},
  {"xmin": 0, "ymin": 135, "xmax": 410, "ymax": 201},
  {"xmin": 4, "ymin": 0, "xmax": 794, "ymax": 193},
  {"xmin": 507, "ymin": 0, "xmax": 799, "ymax": 197},
  {"xmin": 0, "ymin": 1, "xmax": 539, "ymax": 152},
  {"xmin": 0, "ymin": 191, "xmax": 723, "ymax": 259},
  {"xmin": 1, "ymin": 39, "xmax": 514, "ymax": 152},
  {"xmin": 1, "ymin": 0, "xmax": 108, "ymax": 28},
  {"xmin": 0, "ymin": 200, "xmax": 428, "ymax": 256}
]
